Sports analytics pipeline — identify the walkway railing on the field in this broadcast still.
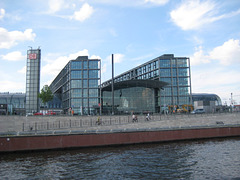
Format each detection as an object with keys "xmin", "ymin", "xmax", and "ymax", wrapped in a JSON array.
[{"xmin": 22, "ymin": 112, "xmax": 239, "ymax": 132}]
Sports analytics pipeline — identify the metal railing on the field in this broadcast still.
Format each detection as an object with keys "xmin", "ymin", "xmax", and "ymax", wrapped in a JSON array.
[{"xmin": 22, "ymin": 112, "xmax": 240, "ymax": 132}]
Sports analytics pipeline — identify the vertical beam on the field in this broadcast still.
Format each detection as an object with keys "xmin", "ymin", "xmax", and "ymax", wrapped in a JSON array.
[
  {"xmin": 112, "ymin": 54, "xmax": 114, "ymax": 115},
  {"xmin": 188, "ymin": 57, "xmax": 193, "ymax": 105},
  {"xmin": 100, "ymin": 59, "xmax": 102, "ymax": 116}
]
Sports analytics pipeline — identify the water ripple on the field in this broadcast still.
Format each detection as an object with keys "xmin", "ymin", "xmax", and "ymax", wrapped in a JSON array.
[{"xmin": 0, "ymin": 138, "xmax": 240, "ymax": 179}]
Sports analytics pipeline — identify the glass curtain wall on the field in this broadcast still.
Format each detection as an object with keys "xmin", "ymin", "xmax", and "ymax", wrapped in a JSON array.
[
  {"xmin": 50, "ymin": 56, "xmax": 100, "ymax": 115},
  {"xmin": 70, "ymin": 57, "xmax": 100, "ymax": 115},
  {"xmin": 102, "ymin": 87, "xmax": 155, "ymax": 114},
  {"xmin": 101, "ymin": 54, "xmax": 192, "ymax": 114},
  {"xmin": 159, "ymin": 57, "xmax": 191, "ymax": 111}
]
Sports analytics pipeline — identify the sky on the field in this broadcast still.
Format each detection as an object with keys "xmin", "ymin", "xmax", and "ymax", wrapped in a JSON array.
[{"xmin": 0, "ymin": 0, "xmax": 240, "ymax": 105}]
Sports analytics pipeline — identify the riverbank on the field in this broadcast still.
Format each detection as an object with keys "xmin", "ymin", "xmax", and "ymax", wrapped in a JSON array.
[{"xmin": 0, "ymin": 113, "xmax": 240, "ymax": 152}]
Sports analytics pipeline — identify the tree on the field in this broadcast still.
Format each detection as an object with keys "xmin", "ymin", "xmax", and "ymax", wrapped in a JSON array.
[{"xmin": 38, "ymin": 85, "xmax": 53, "ymax": 104}]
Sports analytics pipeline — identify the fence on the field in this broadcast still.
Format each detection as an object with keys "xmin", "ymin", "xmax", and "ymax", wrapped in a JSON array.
[{"xmin": 22, "ymin": 112, "xmax": 239, "ymax": 132}]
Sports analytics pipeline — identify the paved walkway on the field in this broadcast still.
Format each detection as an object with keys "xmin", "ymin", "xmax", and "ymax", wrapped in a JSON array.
[{"xmin": 0, "ymin": 113, "xmax": 240, "ymax": 136}]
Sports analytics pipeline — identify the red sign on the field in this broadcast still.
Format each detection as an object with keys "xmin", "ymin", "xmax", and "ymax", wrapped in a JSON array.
[{"xmin": 29, "ymin": 53, "xmax": 37, "ymax": 60}]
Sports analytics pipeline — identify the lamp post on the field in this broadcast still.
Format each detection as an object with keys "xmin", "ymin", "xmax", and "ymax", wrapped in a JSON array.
[
  {"xmin": 112, "ymin": 54, "xmax": 114, "ymax": 115},
  {"xmin": 161, "ymin": 88, "xmax": 166, "ymax": 116}
]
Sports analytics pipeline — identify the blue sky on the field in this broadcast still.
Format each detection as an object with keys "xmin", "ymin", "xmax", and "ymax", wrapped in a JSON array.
[{"xmin": 0, "ymin": 0, "xmax": 240, "ymax": 105}]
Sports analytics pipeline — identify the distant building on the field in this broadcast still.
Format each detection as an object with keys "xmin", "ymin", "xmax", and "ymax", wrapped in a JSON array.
[
  {"xmin": 0, "ymin": 92, "xmax": 25, "ymax": 115},
  {"xmin": 25, "ymin": 48, "xmax": 41, "ymax": 114},
  {"xmin": 49, "ymin": 56, "xmax": 100, "ymax": 115},
  {"xmin": 192, "ymin": 93, "xmax": 222, "ymax": 113}
]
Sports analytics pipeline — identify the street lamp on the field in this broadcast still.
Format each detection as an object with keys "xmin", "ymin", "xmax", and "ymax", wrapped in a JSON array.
[{"xmin": 161, "ymin": 88, "xmax": 166, "ymax": 116}]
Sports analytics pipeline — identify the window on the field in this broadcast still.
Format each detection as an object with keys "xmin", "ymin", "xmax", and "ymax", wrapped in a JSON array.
[
  {"xmin": 89, "ymin": 60, "xmax": 98, "ymax": 69},
  {"xmin": 83, "ymin": 61, "xmax": 88, "ymax": 69},
  {"xmin": 71, "ymin": 80, "xmax": 82, "ymax": 88},
  {"xmin": 160, "ymin": 60, "xmax": 170, "ymax": 67},
  {"xmin": 160, "ymin": 69, "xmax": 170, "ymax": 77},
  {"xmin": 71, "ymin": 61, "xmax": 82, "ymax": 69},
  {"xmin": 89, "ymin": 79, "xmax": 98, "ymax": 88},
  {"xmin": 83, "ymin": 80, "xmax": 88, "ymax": 88},
  {"xmin": 83, "ymin": 70, "xmax": 88, "ymax": 78},
  {"xmin": 71, "ymin": 71, "xmax": 82, "ymax": 79},
  {"xmin": 89, "ymin": 89, "xmax": 98, "ymax": 97},
  {"xmin": 83, "ymin": 89, "xmax": 88, "ymax": 97},
  {"xmin": 89, "ymin": 70, "xmax": 98, "ymax": 78}
]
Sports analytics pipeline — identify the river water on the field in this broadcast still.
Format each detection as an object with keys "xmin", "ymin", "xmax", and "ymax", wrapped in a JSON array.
[{"xmin": 0, "ymin": 138, "xmax": 239, "ymax": 180}]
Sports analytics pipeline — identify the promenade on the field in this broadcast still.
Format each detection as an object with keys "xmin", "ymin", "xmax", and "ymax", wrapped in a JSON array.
[{"xmin": 0, "ymin": 113, "xmax": 240, "ymax": 136}]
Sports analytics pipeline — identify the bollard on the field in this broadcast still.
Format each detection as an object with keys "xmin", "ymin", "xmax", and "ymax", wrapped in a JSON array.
[{"xmin": 22, "ymin": 123, "xmax": 24, "ymax": 131}]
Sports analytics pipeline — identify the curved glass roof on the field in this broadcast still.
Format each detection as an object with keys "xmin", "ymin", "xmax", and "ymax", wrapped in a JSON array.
[
  {"xmin": 102, "ymin": 79, "xmax": 168, "ymax": 91},
  {"xmin": 192, "ymin": 93, "xmax": 222, "ymax": 105}
]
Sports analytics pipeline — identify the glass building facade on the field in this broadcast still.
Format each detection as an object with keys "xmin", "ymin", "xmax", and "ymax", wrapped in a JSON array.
[
  {"xmin": 25, "ymin": 48, "xmax": 41, "ymax": 114},
  {"xmin": 101, "ymin": 54, "xmax": 192, "ymax": 114},
  {"xmin": 0, "ymin": 92, "xmax": 25, "ymax": 115},
  {"xmin": 50, "ymin": 56, "xmax": 100, "ymax": 115}
]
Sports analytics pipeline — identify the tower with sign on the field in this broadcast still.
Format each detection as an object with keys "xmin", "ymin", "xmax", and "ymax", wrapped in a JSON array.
[{"xmin": 25, "ymin": 48, "xmax": 41, "ymax": 114}]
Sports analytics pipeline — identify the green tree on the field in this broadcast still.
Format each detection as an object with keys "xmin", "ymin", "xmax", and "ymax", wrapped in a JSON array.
[{"xmin": 38, "ymin": 85, "xmax": 53, "ymax": 104}]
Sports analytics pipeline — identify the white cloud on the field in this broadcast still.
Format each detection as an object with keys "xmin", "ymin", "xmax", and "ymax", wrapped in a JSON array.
[
  {"xmin": 18, "ymin": 66, "xmax": 26, "ymax": 74},
  {"xmin": 209, "ymin": 39, "xmax": 240, "ymax": 65},
  {"xmin": 170, "ymin": 0, "xmax": 216, "ymax": 30},
  {"xmin": 0, "ymin": 8, "xmax": 5, "ymax": 20},
  {"xmin": 191, "ymin": 39, "xmax": 240, "ymax": 66},
  {"xmin": 0, "ymin": 28, "xmax": 36, "ymax": 49},
  {"xmin": 170, "ymin": 0, "xmax": 240, "ymax": 30},
  {"xmin": 42, "ymin": 49, "xmax": 101, "ymax": 78},
  {"xmin": 101, "ymin": 53, "xmax": 125, "ymax": 81},
  {"xmin": 48, "ymin": 0, "xmax": 67, "ymax": 13},
  {"xmin": 144, "ymin": 0, "xmax": 169, "ymax": 5},
  {"xmin": 191, "ymin": 39, "xmax": 240, "ymax": 104},
  {"xmin": 90, "ymin": 55, "xmax": 101, "ymax": 59},
  {"xmin": 1, "ymin": 51, "xmax": 26, "ymax": 61},
  {"xmin": 91, "ymin": 0, "xmax": 169, "ymax": 7},
  {"xmin": 106, "ymin": 53, "xmax": 125, "ymax": 64},
  {"xmin": 0, "ymin": 80, "xmax": 25, "ymax": 92},
  {"xmin": 71, "ymin": 3, "xmax": 94, "ymax": 22},
  {"xmin": 191, "ymin": 67, "xmax": 240, "ymax": 104},
  {"xmin": 190, "ymin": 46, "xmax": 210, "ymax": 66}
]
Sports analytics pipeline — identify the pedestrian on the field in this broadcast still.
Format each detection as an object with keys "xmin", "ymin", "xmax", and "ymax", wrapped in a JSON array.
[
  {"xmin": 132, "ymin": 114, "xmax": 136, "ymax": 122},
  {"xmin": 96, "ymin": 116, "xmax": 101, "ymax": 125},
  {"xmin": 146, "ymin": 113, "xmax": 150, "ymax": 121}
]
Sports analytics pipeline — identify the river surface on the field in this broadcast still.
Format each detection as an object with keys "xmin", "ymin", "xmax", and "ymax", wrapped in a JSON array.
[{"xmin": 0, "ymin": 138, "xmax": 240, "ymax": 180}]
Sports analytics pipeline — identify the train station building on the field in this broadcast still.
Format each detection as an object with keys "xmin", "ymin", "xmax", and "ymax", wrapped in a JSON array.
[
  {"xmin": 0, "ymin": 53, "xmax": 196, "ymax": 115},
  {"xmin": 47, "ymin": 54, "xmax": 192, "ymax": 115}
]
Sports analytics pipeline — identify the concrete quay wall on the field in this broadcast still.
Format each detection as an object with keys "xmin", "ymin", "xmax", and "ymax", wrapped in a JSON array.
[{"xmin": 0, "ymin": 126, "xmax": 240, "ymax": 153}]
